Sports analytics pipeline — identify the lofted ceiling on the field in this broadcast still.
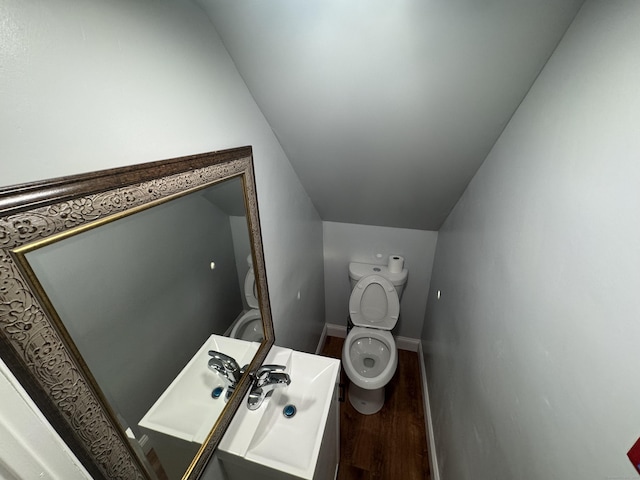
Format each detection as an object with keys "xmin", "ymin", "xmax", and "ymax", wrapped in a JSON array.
[{"xmin": 198, "ymin": 0, "xmax": 585, "ymax": 231}]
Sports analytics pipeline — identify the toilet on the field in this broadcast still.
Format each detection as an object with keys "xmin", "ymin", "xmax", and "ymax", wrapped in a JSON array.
[
  {"xmin": 342, "ymin": 261, "xmax": 408, "ymax": 415},
  {"xmin": 229, "ymin": 254, "xmax": 264, "ymax": 342}
]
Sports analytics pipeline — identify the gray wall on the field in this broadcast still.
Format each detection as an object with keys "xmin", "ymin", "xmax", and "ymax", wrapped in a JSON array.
[
  {"xmin": 422, "ymin": 1, "xmax": 640, "ymax": 478},
  {"xmin": 27, "ymin": 191, "xmax": 242, "ymax": 437},
  {"xmin": 199, "ymin": 0, "xmax": 585, "ymax": 231},
  {"xmin": 323, "ymin": 221, "xmax": 438, "ymax": 339},
  {"xmin": 0, "ymin": 0, "xmax": 325, "ymax": 352},
  {"xmin": 0, "ymin": 0, "xmax": 324, "ymax": 477}
]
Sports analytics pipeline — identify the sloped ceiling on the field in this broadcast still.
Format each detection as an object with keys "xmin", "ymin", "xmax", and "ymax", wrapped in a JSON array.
[{"xmin": 198, "ymin": 0, "xmax": 584, "ymax": 231}]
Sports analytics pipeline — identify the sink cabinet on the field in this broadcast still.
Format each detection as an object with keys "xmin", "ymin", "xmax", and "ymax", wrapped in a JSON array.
[{"xmin": 218, "ymin": 347, "xmax": 341, "ymax": 480}]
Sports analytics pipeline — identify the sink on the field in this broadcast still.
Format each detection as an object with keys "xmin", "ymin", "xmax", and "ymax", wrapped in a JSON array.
[
  {"xmin": 218, "ymin": 346, "xmax": 341, "ymax": 480},
  {"xmin": 246, "ymin": 351, "xmax": 338, "ymax": 473},
  {"xmin": 138, "ymin": 334, "xmax": 260, "ymax": 444}
]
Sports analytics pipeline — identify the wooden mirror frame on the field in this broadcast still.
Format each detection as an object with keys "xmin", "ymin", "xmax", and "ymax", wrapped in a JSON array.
[{"xmin": 0, "ymin": 146, "xmax": 275, "ymax": 479}]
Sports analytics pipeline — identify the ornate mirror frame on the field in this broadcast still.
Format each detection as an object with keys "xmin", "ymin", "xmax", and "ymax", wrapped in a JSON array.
[{"xmin": 0, "ymin": 146, "xmax": 275, "ymax": 479}]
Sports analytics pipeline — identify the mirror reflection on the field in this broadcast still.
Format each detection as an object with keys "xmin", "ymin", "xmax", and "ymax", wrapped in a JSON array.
[{"xmin": 23, "ymin": 176, "xmax": 263, "ymax": 479}]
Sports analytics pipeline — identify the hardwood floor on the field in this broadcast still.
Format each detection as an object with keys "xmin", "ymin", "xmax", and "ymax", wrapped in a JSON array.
[{"xmin": 320, "ymin": 336, "xmax": 431, "ymax": 480}]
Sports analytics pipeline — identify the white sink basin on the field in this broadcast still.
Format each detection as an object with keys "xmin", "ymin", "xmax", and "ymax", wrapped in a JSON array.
[
  {"xmin": 138, "ymin": 334, "xmax": 260, "ymax": 444},
  {"xmin": 219, "ymin": 346, "xmax": 340, "ymax": 480}
]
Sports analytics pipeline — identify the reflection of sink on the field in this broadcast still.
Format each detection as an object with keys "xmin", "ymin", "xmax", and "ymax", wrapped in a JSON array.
[
  {"xmin": 138, "ymin": 334, "xmax": 259, "ymax": 444},
  {"xmin": 219, "ymin": 346, "xmax": 340, "ymax": 480}
]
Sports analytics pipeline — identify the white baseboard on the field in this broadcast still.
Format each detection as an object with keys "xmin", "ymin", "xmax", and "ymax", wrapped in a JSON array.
[
  {"xmin": 396, "ymin": 335, "xmax": 420, "ymax": 352},
  {"xmin": 138, "ymin": 434, "xmax": 152, "ymax": 455},
  {"xmin": 315, "ymin": 323, "xmax": 329, "ymax": 354},
  {"xmin": 316, "ymin": 323, "xmax": 345, "ymax": 354},
  {"xmin": 325, "ymin": 323, "xmax": 347, "ymax": 338},
  {"xmin": 418, "ymin": 342, "xmax": 440, "ymax": 480}
]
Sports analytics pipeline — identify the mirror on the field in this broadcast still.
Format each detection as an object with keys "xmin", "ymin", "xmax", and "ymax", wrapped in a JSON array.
[{"xmin": 0, "ymin": 146, "xmax": 274, "ymax": 480}]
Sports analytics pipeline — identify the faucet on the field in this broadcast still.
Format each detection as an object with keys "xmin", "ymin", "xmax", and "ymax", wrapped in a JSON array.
[
  {"xmin": 208, "ymin": 351, "xmax": 247, "ymax": 401},
  {"xmin": 247, "ymin": 364, "xmax": 291, "ymax": 410}
]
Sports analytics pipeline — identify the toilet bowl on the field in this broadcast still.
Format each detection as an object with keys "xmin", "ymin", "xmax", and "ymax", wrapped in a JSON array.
[
  {"xmin": 230, "ymin": 309, "xmax": 263, "ymax": 342},
  {"xmin": 342, "ymin": 327, "xmax": 398, "ymax": 414},
  {"xmin": 342, "ymin": 262, "xmax": 407, "ymax": 415}
]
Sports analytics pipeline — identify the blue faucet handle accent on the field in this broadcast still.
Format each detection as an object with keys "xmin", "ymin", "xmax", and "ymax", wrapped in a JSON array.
[{"xmin": 211, "ymin": 387, "xmax": 224, "ymax": 399}]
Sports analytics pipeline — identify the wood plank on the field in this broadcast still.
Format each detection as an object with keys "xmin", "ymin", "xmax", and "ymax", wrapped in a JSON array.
[{"xmin": 320, "ymin": 336, "xmax": 431, "ymax": 480}]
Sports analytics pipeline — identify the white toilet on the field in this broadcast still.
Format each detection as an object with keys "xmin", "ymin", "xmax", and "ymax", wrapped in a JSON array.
[
  {"xmin": 342, "ymin": 261, "xmax": 408, "ymax": 415},
  {"xmin": 229, "ymin": 255, "xmax": 264, "ymax": 342}
]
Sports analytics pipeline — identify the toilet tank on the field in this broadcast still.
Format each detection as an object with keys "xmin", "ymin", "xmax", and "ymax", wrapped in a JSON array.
[{"xmin": 348, "ymin": 262, "xmax": 408, "ymax": 299}]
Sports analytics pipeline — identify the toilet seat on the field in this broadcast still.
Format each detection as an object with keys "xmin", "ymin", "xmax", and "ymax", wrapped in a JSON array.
[
  {"xmin": 349, "ymin": 275, "xmax": 399, "ymax": 330},
  {"xmin": 244, "ymin": 268, "xmax": 259, "ymax": 308},
  {"xmin": 342, "ymin": 327, "xmax": 398, "ymax": 390}
]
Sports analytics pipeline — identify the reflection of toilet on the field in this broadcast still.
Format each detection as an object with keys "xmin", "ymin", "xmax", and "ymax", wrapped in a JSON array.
[
  {"xmin": 342, "ymin": 262, "xmax": 407, "ymax": 415},
  {"xmin": 244, "ymin": 254, "xmax": 259, "ymax": 309},
  {"xmin": 244, "ymin": 267, "xmax": 259, "ymax": 309},
  {"xmin": 230, "ymin": 309, "xmax": 263, "ymax": 342},
  {"xmin": 230, "ymin": 255, "xmax": 263, "ymax": 342}
]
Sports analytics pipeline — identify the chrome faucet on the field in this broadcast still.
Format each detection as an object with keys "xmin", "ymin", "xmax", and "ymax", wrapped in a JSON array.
[
  {"xmin": 208, "ymin": 351, "xmax": 247, "ymax": 401},
  {"xmin": 247, "ymin": 364, "xmax": 291, "ymax": 410}
]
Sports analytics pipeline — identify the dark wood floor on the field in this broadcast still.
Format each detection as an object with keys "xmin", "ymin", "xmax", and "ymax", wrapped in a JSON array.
[{"xmin": 321, "ymin": 336, "xmax": 431, "ymax": 480}]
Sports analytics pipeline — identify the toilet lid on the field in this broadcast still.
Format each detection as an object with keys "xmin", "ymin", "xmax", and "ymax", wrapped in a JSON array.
[
  {"xmin": 244, "ymin": 268, "xmax": 259, "ymax": 308},
  {"xmin": 349, "ymin": 275, "xmax": 399, "ymax": 330}
]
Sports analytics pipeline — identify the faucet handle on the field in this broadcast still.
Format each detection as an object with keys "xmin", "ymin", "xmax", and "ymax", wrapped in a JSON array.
[
  {"xmin": 253, "ymin": 364, "xmax": 286, "ymax": 386},
  {"xmin": 247, "ymin": 368, "xmax": 291, "ymax": 410},
  {"xmin": 254, "ymin": 364, "xmax": 286, "ymax": 379},
  {"xmin": 208, "ymin": 351, "xmax": 240, "ymax": 370},
  {"xmin": 208, "ymin": 358, "xmax": 227, "ymax": 377},
  {"xmin": 265, "ymin": 371, "xmax": 291, "ymax": 386},
  {"xmin": 209, "ymin": 351, "xmax": 242, "ymax": 382}
]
